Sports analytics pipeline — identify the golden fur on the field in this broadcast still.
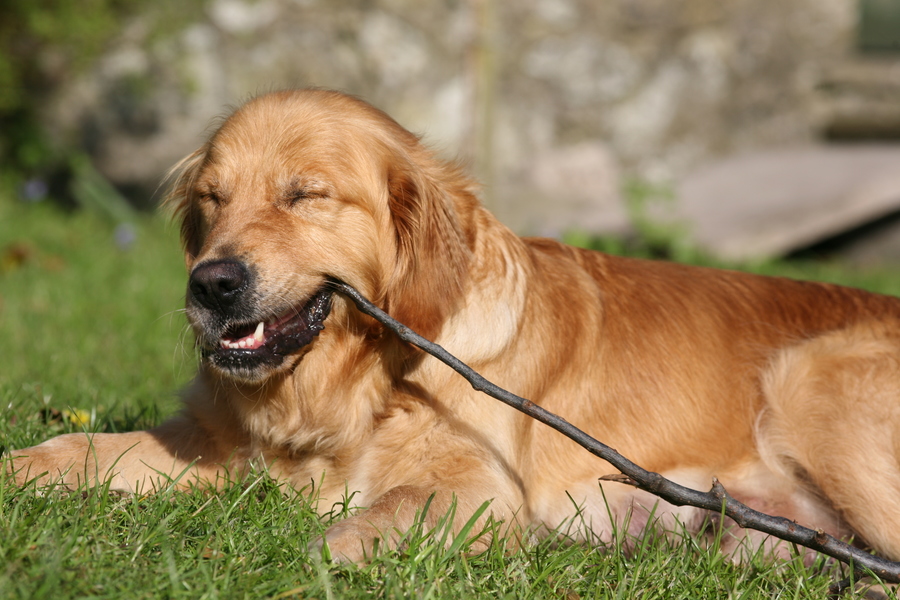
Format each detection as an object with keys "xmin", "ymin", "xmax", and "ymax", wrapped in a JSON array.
[{"xmin": 10, "ymin": 89, "xmax": 900, "ymax": 562}]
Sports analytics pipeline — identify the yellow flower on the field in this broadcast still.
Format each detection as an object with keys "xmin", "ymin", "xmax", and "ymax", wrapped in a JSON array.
[{"xmin": 62, "ymin": 408, "xmax": 91, "ymax": 427}]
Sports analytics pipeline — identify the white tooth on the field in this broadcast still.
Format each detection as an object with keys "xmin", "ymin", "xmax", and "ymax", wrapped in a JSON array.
[{"xmin": 253, "ymin": 321, "xmax": 264, "ymax": 341}]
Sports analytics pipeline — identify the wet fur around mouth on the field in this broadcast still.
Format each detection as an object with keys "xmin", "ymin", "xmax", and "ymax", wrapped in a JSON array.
[{"xmin": 201, "ymin": 286, "xmax": 334, "ymax": 378}]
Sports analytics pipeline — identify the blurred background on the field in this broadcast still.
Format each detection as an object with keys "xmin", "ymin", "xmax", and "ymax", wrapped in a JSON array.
[{"xmin": 3, "ymin": 0, "xmax": 900, "ymax": 263}]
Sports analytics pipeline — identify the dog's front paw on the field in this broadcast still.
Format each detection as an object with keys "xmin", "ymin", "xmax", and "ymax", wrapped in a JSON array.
[
  {"xmin": 4, "ymin": 435, "xmax": 86, "ymax": 488},
  {"xmin": 310, "ymin": 486, "xmax": 463, "ymax": 563},
  {"xmin": 314, "ymin": 516, "xmax": 389, "ymax": 563},
  {"xmin": 319, "ymin": 517, "xmax": 379, "ymax": 563}
]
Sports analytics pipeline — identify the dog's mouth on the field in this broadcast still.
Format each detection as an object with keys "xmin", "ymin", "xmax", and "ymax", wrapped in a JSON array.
[{"xmin": 203, "ymin": 286, "xmax": 334, "ymax": 378}]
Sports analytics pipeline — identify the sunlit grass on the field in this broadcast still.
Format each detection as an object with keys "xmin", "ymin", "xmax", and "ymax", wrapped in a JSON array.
[
  {"xmin": 0, "ymin": 199, "xmax": 189, "ymax": 450},
  {"xmin": 1, "ymin": 197, "xmax": 895, "ymax": 599}
]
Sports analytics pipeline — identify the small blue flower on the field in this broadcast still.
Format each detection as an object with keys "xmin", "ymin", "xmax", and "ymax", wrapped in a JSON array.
[
  {"xmin": 20, "ymin": 179, "xmax": 48, "ymax": 202},
  {"xmin": 114, "ymin": 223, "xmax": 137, "ymax": 250}
]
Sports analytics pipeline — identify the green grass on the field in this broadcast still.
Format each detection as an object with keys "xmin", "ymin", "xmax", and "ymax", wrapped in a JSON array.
[{"xmin": 1, "ymin": 197, "xmax": 897, "ymax": 599}]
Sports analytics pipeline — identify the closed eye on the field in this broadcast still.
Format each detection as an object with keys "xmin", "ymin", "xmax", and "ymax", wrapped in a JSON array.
[
  {"xmin": 288, "ymin": 189, "xmax": 312, "ymax": 204},
  {"xmin": 286, "ymin": 185, "xmax": 328, "ymax": 206},
  {"xmin": 198, "ymin": 190, "xmax": 224, "ymax": 205}
]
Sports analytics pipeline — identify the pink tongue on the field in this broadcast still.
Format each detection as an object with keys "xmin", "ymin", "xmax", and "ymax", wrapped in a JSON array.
[
  {"xmin": 218, "ymin": 307, "xmax": 302, "ymax": 350},
  {"xmin": 221, "ymin": 322, "xmax": 266, "ymax": 350}
]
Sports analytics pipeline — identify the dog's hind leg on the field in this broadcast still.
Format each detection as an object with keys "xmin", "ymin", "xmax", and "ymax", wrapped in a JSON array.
[{"xmin": 758, "ymin": 321, "xmax": 900, "ymax": 559}]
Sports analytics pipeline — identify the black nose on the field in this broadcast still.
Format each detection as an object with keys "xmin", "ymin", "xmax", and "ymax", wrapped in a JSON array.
[{"xmin": 189, "ymin": 260, "xmax": 250, "ymax": 312}]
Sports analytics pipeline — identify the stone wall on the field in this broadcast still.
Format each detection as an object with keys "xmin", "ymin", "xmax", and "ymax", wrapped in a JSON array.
[{"xmin": 39, "ymin": 0, "xmax": 865, "ymax": 235}]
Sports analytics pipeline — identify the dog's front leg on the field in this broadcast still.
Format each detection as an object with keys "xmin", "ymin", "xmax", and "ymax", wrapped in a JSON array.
[
  {"xmin": 5, "ymin": 415, "xmax": 233, "ymax": 493},
  {"xmin": 318, "ymin": 485, "xmax": 503, "ymax": 562}
]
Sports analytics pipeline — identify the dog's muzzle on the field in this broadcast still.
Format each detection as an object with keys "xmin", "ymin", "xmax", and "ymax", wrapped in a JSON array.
[{"xmin": 187, "ymin": 259, "xmax": 333, "ymax": 380}]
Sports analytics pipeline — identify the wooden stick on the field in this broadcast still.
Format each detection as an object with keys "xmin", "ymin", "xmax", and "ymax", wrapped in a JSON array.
[{"xmin": 330, "ymin": 279, "xmax": 900, "ymax": 585}]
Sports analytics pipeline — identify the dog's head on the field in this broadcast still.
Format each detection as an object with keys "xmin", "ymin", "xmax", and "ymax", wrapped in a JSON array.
[{"xmin": 165, "ymin": 89, "xmax": 475, "ymax": 383}]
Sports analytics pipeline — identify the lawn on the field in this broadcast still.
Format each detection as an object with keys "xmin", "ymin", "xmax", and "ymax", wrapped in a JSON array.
[{"xmin": 0, "ymin": 196, "xmax": 895, "ymax": 598}]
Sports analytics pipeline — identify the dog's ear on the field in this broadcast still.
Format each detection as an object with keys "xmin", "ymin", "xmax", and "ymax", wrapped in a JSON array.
[
  {"xmin": 162, "ymin": 147, "xmax": 207, "ymax": 268},
  {"xmin": 386, "ymin": 156, "xmax": 474, "ymax": 341}
]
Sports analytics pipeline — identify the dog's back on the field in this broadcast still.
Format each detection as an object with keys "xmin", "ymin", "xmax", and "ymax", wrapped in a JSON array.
[{"xmin": 516, "ymin": 240, "xmax": 900, "ymax": 556}]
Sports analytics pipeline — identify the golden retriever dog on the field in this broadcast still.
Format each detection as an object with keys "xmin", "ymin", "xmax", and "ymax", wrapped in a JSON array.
[{"xmin": 9, "ymin": 89, "xmax": 900, "ymax": 563}]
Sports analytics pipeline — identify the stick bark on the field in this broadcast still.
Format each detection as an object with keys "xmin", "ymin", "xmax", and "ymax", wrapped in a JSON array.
[{"xmin": 331, "ymin": 279, "xmax": 900, "ymax": 585}]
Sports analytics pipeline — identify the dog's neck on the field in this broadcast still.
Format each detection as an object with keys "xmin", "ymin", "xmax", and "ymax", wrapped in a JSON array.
[{"xmin": 189, "ymin": 329, "xmax": 394, "ymax": 459}]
